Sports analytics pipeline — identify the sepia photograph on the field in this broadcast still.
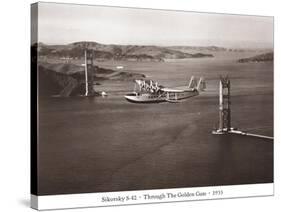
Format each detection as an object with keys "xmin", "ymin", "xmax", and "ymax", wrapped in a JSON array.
[{"xmin": 31, "ymin": 1, "xmax": 273, "ymax": 199}]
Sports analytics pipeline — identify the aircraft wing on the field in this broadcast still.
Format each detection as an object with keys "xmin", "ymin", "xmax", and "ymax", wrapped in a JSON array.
[
  {"xmin": 161, "ymin": 86, "xmax": 195, "ymax": 93},
  {"xmin": 161, "ymin": 88, "xmax": 185, "ymax": 92}
]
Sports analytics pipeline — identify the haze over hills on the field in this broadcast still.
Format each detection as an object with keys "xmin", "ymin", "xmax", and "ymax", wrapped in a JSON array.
[
  {"xmin": 38, "ymin": 41, "xmax": 273, "ymax": 63},
  {"xmin": 38, "ymin": 41, "xmax": 215, "ymax": 62}
]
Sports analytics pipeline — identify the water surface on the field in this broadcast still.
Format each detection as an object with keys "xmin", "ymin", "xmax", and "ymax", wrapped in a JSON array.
[{"xmin": 38, "ymin": 53, "xmax": 273, "ymax": 195}]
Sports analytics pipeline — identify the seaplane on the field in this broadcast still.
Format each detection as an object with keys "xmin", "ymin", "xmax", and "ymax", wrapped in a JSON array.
[{"xmin": 124, "ymin": 76, "xmax": 206, "ymax": 103}]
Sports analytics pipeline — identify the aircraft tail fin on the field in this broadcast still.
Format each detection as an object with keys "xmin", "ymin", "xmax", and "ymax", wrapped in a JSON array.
[
  {"xmin": 197, "ymin": 77, "xmax": 206, "ymax": 91},
  {"xmin": 188, "ymin": 76, "xmax": 198, "ymax": 89}
]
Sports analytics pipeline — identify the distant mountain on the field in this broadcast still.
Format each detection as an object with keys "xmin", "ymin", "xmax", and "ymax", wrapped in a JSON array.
[
  {"xmin": 167, "ymin": 45, "xmax": 272, "ymax": 53},
  {"xmin": 167, "ymin": 46, "xmax": 227, "ymax": 52},
  {"xmin": 237, "ymin": 52, "xmax": 273, "ymax": 63},
  {"xmin": 38, "ymin": 41, "xmax": 214, "ymax": 62},
  {"xmin": 38, "ymin": 62, "xmax": 145, "ymax": 97}
]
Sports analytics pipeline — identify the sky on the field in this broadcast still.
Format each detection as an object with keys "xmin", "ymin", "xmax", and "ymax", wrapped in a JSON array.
[{"xmin": 37, "ymin": 2, "xmax": 274, "ymax": 48}]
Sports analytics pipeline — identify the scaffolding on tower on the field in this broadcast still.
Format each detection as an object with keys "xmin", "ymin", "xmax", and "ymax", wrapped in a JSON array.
[{"xmin": 212, "ymin": 76, "xmax": 235, "ymax": 134}]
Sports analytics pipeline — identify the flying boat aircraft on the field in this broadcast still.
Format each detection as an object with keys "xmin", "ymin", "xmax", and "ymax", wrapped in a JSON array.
[{"xmin": 124, "ymin": 76, "xmax": 206, "ymax": 103}]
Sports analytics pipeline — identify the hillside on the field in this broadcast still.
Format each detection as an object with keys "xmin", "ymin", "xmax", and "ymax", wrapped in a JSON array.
[
  {"xmin": 38, "ymin": 62, "xmax": 145, "ymax": 97},
  {"xmin": 237, "ymin": 52, "xmax": 273, "ymax": 63},
  {"xmin": 167, "ymin": 46, "xmax": 272, "ymax": 53},
  {"xmin": 167, "ymin": 46, "xmax": 227, "ymax": 52},
  {"xmin": 38, "ymin": 41, "xmax": 214, "ymax": 62}
]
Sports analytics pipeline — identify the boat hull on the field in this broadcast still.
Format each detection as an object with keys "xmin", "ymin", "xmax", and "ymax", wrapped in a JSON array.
[
  {"xmin": 124, "ymin": 93, "xmax": 166, "ymax": 103},
  {"xmin": 124, "ymin": 91, "xmax": 198, "ymax": 103}
]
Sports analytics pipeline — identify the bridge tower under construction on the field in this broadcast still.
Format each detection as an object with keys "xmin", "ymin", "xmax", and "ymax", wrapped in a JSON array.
[
  {"xmin": 84, "ymin": 49, "xmax": 95, "ymax": 96},
  {"xmin": 212, "ymin": 76, "xmax": 273, "ymax": 140},
  {"xmin": 212, "ymin": 76, "xmax": 232, "ymax": 134}
]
